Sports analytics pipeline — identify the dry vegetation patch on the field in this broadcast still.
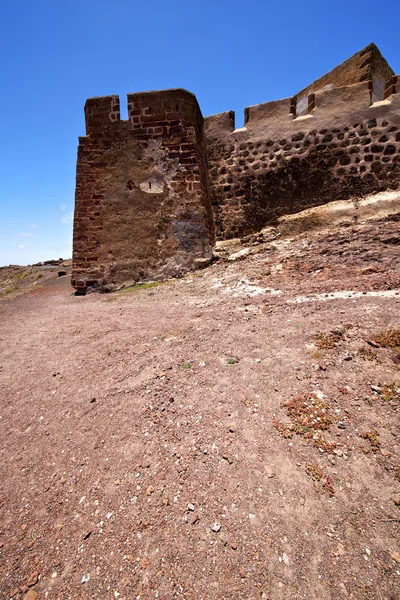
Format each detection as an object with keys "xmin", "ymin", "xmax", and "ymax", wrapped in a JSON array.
[
  {"xmin": 360, "ymin": 430, "xmax": 381, "ymax": 454},
  {"xmin": 358, "ymin": 345, "xmax": 381, "ymax": 362},
  {"xmin": 314, "ymin": 329, "xmax": 345, "ymax": 350},
  {"xmin": 305, "ymin": 463, "xmax": 335, "ymax": 497},
  {"xmin": 314, "ymin": 326, "xmax": 354, "ymax": 350},
  {"xmin": 274, "ymin": 393, "xmax": 337, "ymax": 453},
  {"xmin": 369, "ymin": 328, "xmax": 400, "ymax": 350},
  {"xmin": 379, "ymin": 381, "xmax": 400, "ymax": 402}
]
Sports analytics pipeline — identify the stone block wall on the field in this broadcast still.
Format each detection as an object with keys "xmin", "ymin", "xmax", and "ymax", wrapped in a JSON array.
[
  {"xmin": 296, "ymin": 43, "xmax": 394, "ymax": 103},
  {"xmin": 72, "ymin": 46, "xmax": 399, "ymax": 290},
  {"xmin": 72, "ymin": 89, "xmax": 214, "ymax": 292},
  {"xmin": 205, "ymin": 76, "xmax": 400, "ymax": 239}
]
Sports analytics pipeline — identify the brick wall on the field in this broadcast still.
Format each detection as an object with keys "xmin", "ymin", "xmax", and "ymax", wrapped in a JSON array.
[
  {"xmin": 73, "ymin": 48, "xmax": 399, "ymax": 290},
  {"xmin": 72, "ymin": 89, "xmax": 214, "ymax": 292}
]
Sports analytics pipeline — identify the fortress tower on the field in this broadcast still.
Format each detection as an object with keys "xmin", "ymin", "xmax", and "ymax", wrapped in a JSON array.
[
  {"xmin": 72, "ymin": 44, "xmax": 399, "ymax": 292},
  {"xmin": 72, "ymin": 89, "xmax": 214, "ymax": 292}
]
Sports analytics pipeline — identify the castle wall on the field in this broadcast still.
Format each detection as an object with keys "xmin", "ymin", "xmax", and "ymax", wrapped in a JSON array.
[
  {"xmin": 296, "ymin": 43, "xmax": 394, "ymax": 100},
  {"xmin": 72, "ymin": 89, "xmax": 214, "ymax": 292},
  {"xmin": 205, "ymin": 77, "xmax": 400, "ymax": 239}
]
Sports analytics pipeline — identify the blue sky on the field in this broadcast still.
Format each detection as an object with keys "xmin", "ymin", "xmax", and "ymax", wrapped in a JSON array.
[{"xmin": 0, "ymin": 0, "xmax": 399, "ymax": 266}]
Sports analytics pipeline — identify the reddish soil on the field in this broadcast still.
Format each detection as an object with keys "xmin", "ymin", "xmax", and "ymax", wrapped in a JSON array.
[{"xmin": 0, "ymin": 216, "xmax": 399, "ymax": 600}]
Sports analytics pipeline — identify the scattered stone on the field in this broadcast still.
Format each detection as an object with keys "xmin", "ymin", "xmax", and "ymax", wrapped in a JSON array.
[
  {"xmin": 230, "ymin": 541, "xmax": 238, "ymax": 550},
  {"xmin": 187, "ymin": 503, "xmax": 195, "ymax": 511},
  {"xmin": 391, "ymin": 552, "xmax": 400, "ymax": 564},
  {"xmin": 81, "ymin": 573, "xmax": 90, "ymax": 583},
  {"xmin": 371, "ymin": 385, "xmax": 382, "ymax": 393},
  {"xmin": 23, "ymin": 591, "xmax": 38, "ymax": 600},
  {"xmin": 380, "ymin": 448, "xmax": 391, "ymax": 457},
  {"xmin": 27, "ymin": 571, "xmax": 39, "ymax": 587},
  {"xmin": 228, "ymin": 248, "xmax": 250, "ymax": 262},
  {"xmin": 265, "ymin": 466, "xmax": 276, "ymax": 478},
  {"xmin": 146, "ymin": 486, "xmax": 155, "ymax": 496},
  {"xmin": 282, "ymin": 553, "xmax": 289, "ymax": 566},
  {"xmin": 337, "ymin": 421, "xmax": 346, "ymax": 429},
  {"xmin": 211, "ymin": 522, "xmax": 221, "ymax": 532},
  {"xmin": 141, "ymin": 557, "xmax": 150, "ymax": 569},
  {"xmin": 222, "ymin": 454, "xmax": 233, "ymax": 464},
  {"xmin": 190, "ymin": 513, "xmax": 200, "ymax": 525},
  {"xmin": 368, "ymin": 340, "xmax": 380, "ymax": 348},
  {"xmin": 194, "ymin": 257, "xmax": 211, "ymax": 269},
  {"xmin": 335, "ymin": 543, "xmax": 345, "ymax": 557}
]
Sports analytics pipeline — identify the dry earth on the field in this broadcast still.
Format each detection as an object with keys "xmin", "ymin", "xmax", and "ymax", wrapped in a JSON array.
[
  {"xmin": 0, "ymin": 215, "xmax": 400, "ymax": 600},
  {"xmin": 0, "ymin": 261, "xmax": 72, "ymax": 303}
]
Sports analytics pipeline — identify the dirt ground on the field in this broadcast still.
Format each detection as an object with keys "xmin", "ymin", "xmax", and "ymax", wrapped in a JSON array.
[
  {"xmin": 0, "ymin": 215, "xmax": 399, "ymax": 600},
  {"xmin": 0, "ymin": 261, "xmax": 72, "ymax": 303}
]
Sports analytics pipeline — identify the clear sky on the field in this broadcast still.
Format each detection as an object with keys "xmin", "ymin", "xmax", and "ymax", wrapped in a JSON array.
[{"xmin": 0, "ymin": 0, "xmax": 399, "ymax": 266}]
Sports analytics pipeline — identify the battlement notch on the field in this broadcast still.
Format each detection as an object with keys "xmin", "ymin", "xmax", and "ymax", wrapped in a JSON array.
[{"xmin": 84, "ymin": 95, "xmax": 120, "ymax": 135}]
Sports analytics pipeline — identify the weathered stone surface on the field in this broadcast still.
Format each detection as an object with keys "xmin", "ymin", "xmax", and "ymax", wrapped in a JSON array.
[
  {"xmin": 72, "ymin": 45, "xmax": 400, "ymax": 291},
  {"xmin": 72, "ymin": 90, "xmax": 214, "ymax": 292}
]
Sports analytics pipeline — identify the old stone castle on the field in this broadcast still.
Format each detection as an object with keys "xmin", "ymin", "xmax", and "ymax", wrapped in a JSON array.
[{"xmin": 72, "ymin": 44, "xmax": 399, "ymax": 292}]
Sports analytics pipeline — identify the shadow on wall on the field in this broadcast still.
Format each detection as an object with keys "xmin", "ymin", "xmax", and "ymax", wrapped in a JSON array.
[{"xmin": 239, "ymin": 147, "xmax": 400, "ymax": 233}]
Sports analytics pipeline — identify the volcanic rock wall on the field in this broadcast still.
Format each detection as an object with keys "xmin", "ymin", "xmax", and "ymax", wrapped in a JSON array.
[
  {"xmin": 72, "ymin": 45, "xmax": 399, "ymax": 291},
  {"xmin": 72, "ymin": 89, "xmax": 214, "ymax": 292},
  {"xmin": 205, "ymin": 76, "xmax": 400, "ymax": 239}
]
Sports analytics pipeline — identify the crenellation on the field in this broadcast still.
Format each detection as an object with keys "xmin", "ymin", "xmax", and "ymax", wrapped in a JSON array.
[
  {"xmin": 73, "ymin": 44, "xmax": 400, "ymax": 291},
  {"xmin": 84, "ymin": 95, "xmax": 120, "ymax": 135},
  {"xmin": 245, "ymin": 98, "xmax": 293, "ymax": 127}
]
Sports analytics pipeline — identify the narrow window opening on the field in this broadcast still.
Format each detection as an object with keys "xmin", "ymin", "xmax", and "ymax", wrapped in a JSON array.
[{"xmin": 149, "ymin": 182, "xmax": 152, "ymax": 189}]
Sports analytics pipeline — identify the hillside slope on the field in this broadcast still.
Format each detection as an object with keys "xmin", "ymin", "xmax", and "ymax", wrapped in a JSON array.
[{"xmin": 0, "ymin": 213, "xmax": 399, "ymax": 600}]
